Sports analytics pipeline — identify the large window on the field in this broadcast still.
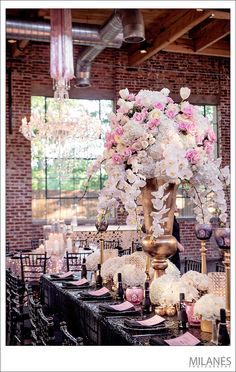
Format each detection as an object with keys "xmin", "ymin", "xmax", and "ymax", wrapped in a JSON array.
[
  {"xmin": 176, "ymin": 105, "xmax": 218, "ymax": 218},
  {"xmin": 32, "ymin": 97, "xmax": 114, "ymax": 223}
]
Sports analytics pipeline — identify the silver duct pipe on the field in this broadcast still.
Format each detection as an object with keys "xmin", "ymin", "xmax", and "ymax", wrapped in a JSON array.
[
  {"xmin": 75, "ymin": 9, "xmax": 145, "ymax": 88},
  {"xmin": 6, "ymin": 19, "xmax": 123, "ymax": 48},
  {"xmin": 119, "ymin": 9, "xmax": 145, "ymax": 43}
]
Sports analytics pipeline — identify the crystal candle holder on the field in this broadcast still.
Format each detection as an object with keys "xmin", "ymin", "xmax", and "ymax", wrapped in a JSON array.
[{"xmin": 208, "ymin": 272, "xmax": 226, "ymax": 298}]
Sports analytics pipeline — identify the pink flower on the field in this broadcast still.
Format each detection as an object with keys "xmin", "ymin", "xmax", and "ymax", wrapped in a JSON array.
[
  {"xmin": 185, "ymin": 149, "xmax": 200, "ymax": 165},
  {"xmin": 114, "ymin": 125, "xmax": 124, "ymax": 136},
  {"xmin": 123, "ymin": 147, "xmax": 133, "ymax": 157},
  {"xmin": 153, "ymin": 102, "xmax": 165, "ymax": 110},
  {"xmin": 167, "ymin": 97, "xmax": 174, "ymax": 103},
  {"xmin": 128, "ymin": 93, "xmax": 135, "ymax": 101},
  {"xmin": 166, "ymin": 109, "xmax": 176, "ymax": 119},
  {"xmin": 187, "ymin": 123, "xmax": 197, "ymax": 135},
  {"xmin": 133, "ymin": 112, "xmax": 145, "ymax": 122},
  {"xmin": 207, "ymin": 128, "xmax": 216, "ymax": 143},
  {"xmin": 196, "ymin": 134, "xmax": 204, "ymax": 145},
  {"xmin": 134, "ymin": 97, "xmax": 142, "ymax": 108},
  {"xmin": 148, "ymin": 119, "xmax": 161, "ymax": 129},
  {"xmin": 182, "ymin": 105, "xmax": 194, "ymax": 117},
  {"xmin": 204, "ymin": 140, "xmax": 213, "ymax": 155},
  {"xmin": 112, "ymin": 154, "xmax": 123, "ymax": 164},
  {"xmin": 178, "ymin": 122, "xmax": 188, "ymax": 132}
]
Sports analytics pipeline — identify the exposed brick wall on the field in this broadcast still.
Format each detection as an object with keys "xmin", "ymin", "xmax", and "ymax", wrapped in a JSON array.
[{"xmin": 6, "ymin": 42, "xmax": 230, "ymax": 261}]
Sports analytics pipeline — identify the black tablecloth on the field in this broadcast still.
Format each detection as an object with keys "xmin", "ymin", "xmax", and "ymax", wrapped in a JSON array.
[{"xmin": 41, "ymin": 275, "xmax": 213, "ymax": 346}]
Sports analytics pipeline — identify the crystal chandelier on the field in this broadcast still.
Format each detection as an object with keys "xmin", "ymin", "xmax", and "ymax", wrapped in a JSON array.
[{"xmin": 20, "ymin": 10, "xmax": 101, "ymax": 146}]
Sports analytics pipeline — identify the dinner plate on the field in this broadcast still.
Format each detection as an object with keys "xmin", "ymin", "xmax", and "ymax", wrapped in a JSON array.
[
  {"xmin": 122, "ymin": 324, "xmax": 168, "ymax": 333},
  {"xmin": 61, "ymin": 282, "xmax": 90, "ymax": 289},
  {"xmin": 79, "ymin": 294, "xmax": 113, "ymax": 301}
]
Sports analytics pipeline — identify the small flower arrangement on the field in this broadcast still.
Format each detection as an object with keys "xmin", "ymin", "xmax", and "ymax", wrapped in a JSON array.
[
  {"xmin": 124, "ymin": 252, "xmax": 146, "ymax": 270},
  {"xmin": 113, "ymin": 264, "xmax": 146, "ymax": 288},
  {"xmin": 101, "ymin": 256, "xmax": 125, "ymax": 280},
  {"xmin": 86, "ymin": 249, "xmax": 118, "ymax": 271},
  {"xmin": 194, "ymin": 293, "xmax": 225, "ymax": 320},
  {"xmin": 180, "ymin": 270, "xmax": 209, "ymax": 292},
  {"xmin": 150, "ymin": 274, "xmax": 199, "ymax": 306}
]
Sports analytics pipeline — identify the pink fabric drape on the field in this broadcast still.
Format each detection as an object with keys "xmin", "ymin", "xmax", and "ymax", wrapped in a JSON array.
[{"xmin": 50, "ymin": 9, "xmax": 74, "ymax": 86}]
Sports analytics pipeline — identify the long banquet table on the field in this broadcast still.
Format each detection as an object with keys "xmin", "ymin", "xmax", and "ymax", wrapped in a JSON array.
[{"xmin": 41, "ymin": 275, "xmax": 213, "ymax": 346}]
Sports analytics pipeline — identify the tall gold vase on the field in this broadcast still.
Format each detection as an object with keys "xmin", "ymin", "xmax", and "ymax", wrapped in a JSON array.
[{"xmin": 141, "ymin": 179, "xmax": 178, "ymax": 278}]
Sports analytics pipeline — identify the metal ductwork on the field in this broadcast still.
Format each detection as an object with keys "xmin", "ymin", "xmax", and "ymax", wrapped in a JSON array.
[
  {"xmin": 75, "ymin": 9, "xmax": 145, "ymax": 88},
  {"xmin": 6, "ymin": 19, "xmax": 123, "ymax": 48},
  {"xmin": 118, "ymin": 9, "xmax": 145, "ymax": 43}
]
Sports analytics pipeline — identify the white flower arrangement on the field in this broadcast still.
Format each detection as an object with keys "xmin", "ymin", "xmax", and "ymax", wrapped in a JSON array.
[
  {"xmin": 101, "ymin": 256, "xmax": 125, "ymax": 280},
  {"xmin": 150, "ymin": 274, "xmax": 199, "ymax": 306},
  {"xmin": 86, "ymin": 249, "xmax": 118, "ymax": 271},
  {"xmin": 194, "ymin": 293, "xmax": 225, "ymax": 320},
  {"xmin": 89, "ymin": 87, "xmax": 229, "ymax": 236},
  {"xmin": 165, "ymin": 259, "xmax": 181, "ymax": 278},
  {"xmin": 180, "ymin": 270, "xmax": 209, "ymax": 292},
  {"xmin": 113, "ymin": 264, "xmax": 146, "ymax": 288},
  {"xmin": 123, "ymin": 252, "xmax": 146, "ymax": 270}
]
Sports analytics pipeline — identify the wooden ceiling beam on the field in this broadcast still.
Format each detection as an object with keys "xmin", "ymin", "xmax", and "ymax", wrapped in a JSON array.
[
  {"xmin": 163, "ymin": 38, "xmax": 230, "ymax": 58},
  {"xmin": 209, "ymin": 10, "xmax": 230, "ymax": 20},
  {"xmin": 129, "ymin": 9, "xmax": 212, "ymax": 66},
  {"xmin": 194, "ymin": 20, "xmax": 230, "ymax": 51}
]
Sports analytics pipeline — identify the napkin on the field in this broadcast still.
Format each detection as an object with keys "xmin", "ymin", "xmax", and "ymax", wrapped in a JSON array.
[
  {"xmin": 66, "ymin": 278, "xmax": 89, "ymax": 287},
  {"xmin": 99, "ymin": 301, "xmax": 135, "ymax": 313},
  {"xmin": 124, "ymin": 314, "xmax": 165, "ymax": 329},
  {"xmin": 80, "ymin": 287, "xmax": 112, "ymax": 299},
  {"xmin": 51, "ymin": 271, "xmax": 74, "ymax": 279},
  {"xmin": 164, "ymin": 332, "xmax": 201, "ymax": 346}
]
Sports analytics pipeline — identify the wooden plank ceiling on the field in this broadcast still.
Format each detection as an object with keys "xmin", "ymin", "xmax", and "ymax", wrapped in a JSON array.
[{"xmin": 6, "ymin": 8, "xmax": 230, "ymax": 61}]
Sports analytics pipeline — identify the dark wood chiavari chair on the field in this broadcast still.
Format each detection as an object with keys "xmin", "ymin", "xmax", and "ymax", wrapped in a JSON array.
[
  {"xmin": 104, "ymin": 240, "xmax": 119, "ymax": 250},
  {"xmin": 184, "ymin": 257, "xmax": 201, "ymax": 273},
  {"xmin": 216, "ymin": 262, "xmax": 225, "ymax": 272},
  {"xmin": 65, "ymin": 251, "xmax": 93, "ymax": 272},
  {"xmin": 60, "ymin": 321, "xmax": 83, "ymax": 346},
  {"xmin": 119, "ymin": 248, "xmax": 131, "ymax": 256},
  {"xmin": 131, "ymin": 241, "xmax": 143, "ymax": 253}
]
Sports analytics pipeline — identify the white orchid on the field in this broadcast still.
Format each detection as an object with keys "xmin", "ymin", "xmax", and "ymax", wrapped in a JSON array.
[{"xmin": 180, "ymin": 87, "xmax": 191, "ymax": 100}]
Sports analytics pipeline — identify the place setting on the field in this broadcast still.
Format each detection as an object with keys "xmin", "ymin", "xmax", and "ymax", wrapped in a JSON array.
[
  {"xmin": 78, "ymin": 287, "xmax": 113, "ymax": 301},
  {"xmin": 121, "ymin": 314, "xmax": 168, "ymax": 334},
  {"xmin": 99, "ymin": 300, "xmax": 141, "ymax": 317}
]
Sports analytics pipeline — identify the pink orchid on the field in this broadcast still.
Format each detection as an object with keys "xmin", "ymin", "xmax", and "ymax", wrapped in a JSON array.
[
  {"xmin": 187, "ymin": 123, "xmax": 197, "ymax": 135},
  {"xmin": 207, "ymin": 128, "xmax": 216, "ymax": 143},
  {"xmin": 128, "ymin": 93, "xmax": 135, "ymax": 101},
  {"xmin": 182, "ymin": 105, "xmax": 194, "ymax": 117},
  {"xmin": 112, "ymin": 153, "xmax": 123, "ymax": 164},
  {"xmin": 178, "ymin": 122, "xmax": 188, "ymax": 132},
  {"xmin": 185, "ymin": 149, "xmax": 200, "ymax": 165},
  {"xmin": 167, "ymin": 97, "xmax": 174, "ymax": 103},
  {"xmin": 204, "ymin": 140, "xmax": 213, "ymax": 155},
  {"xmin": 196, "ymin": 134, "xmax": 204, "ymax": 145}
]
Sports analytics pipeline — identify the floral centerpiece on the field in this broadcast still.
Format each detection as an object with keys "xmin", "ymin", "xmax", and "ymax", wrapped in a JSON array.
[
  {"xmin": 86, "ymin": 249, "xmax": 118, "ymax": 271},
  {"xmin": 194, "ymin": 293, "xmax": 225, "ymax": 321},
  {"xmin": 180, "ymin": 270, "xmax": 209, "ymax": 292},
  {"xmin": 113, "ymin": 264, "xmax": 146, "ymax": 288},
  {"xmin": 88, "ymin": 87, "xmax": 229, "ymax": 236}
]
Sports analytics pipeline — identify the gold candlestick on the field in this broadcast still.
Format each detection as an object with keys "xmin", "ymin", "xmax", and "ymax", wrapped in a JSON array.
[
  {"xmin": 223, "ymin": 249, "xmax": 230, "ymax": 319},
  {"xmin": 145, "ymin": 256, "xmax": 151, "ymax": 280},
  {"xmin": 200, "ymin": 240, "xmax": 207, "ymax": 274},
  {"xmin": 100, "ymin": 238, "xmax": 104, "ymax": 265}
]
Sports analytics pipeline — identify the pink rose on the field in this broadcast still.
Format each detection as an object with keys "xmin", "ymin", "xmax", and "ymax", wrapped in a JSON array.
[
  {"xmin": 166, "ymin": 109, "xmax": 176, "ymax": 119},
  {"xmin": 123, "ymin": 147, "xmax": 133, "ymax": 157},
  {"xmin": 148, "ymin": 119, "xmax": 161, "ymax": 129},
  {"xmin": 153, "ymin": 102, "xmax": 165, "ymax": 110},
  {"xmin": 167, "ymin": 97, "xmax": 174, "ymax": 103},
  {"xmin": 114, "ymin": 125, "xmax": 124, "ymax": 136},
  {"xmin": 133, "ymin": 112, "xmax": 145, "ymax": 122},
  {"xmin": 196, "ymin": 134, "xmax": 204, "ymax": 145},
  {"xmin": 185, "ymin": 149, "xmax": 200, "ymax": 165},
  {"xmin": 112, "ymin": 154, "xmax": 123, "ymax": 164}
]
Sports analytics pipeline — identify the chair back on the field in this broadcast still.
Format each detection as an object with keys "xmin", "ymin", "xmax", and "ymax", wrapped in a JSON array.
[
  {"xmin": 37, "ymin": 305, "xmax": 55, "ymax": 345},
  {"xmin": 27, "ymin": 289, "xmax": 41, "ymax": 345},
  {"xmin": 65, "ymin": 251, "xmax": 92, "ymax": 272},
  {"xmin": 184, "ymin": 257, "xmax": 201, "ymax": 273},
  {"xmin": 31, "ymin": 238, "xmax": 40, "ymax": 250},
  {"xmin": 104, "ymin": 240, "xmax": 118, "ymax": 250},
  {"xmin": 119, "ymin": 248, "xmax": 131, "ymax": 256},
  {"xmin": 74, "ymin": 239, "xmax": 87, "ymax": 249},
  {"xmin": 216, "ymin": 262, "xmax": 225, "ymax": 272},
  {"xmin": 20, "ymin": 252, "xmax": 47, "ymax": 283},
  {"xmin": 60, "ymin": 321, "xmax": 83, "ymax": 346},
  {"xmin": 131, "ymin": 241, "xmax": 143, "ymax": 253}
]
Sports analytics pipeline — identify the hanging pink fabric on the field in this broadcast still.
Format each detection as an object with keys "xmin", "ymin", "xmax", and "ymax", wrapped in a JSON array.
[{"xmin": 50, "ymin": 9, "xmax": 74, "ymax": 97}]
